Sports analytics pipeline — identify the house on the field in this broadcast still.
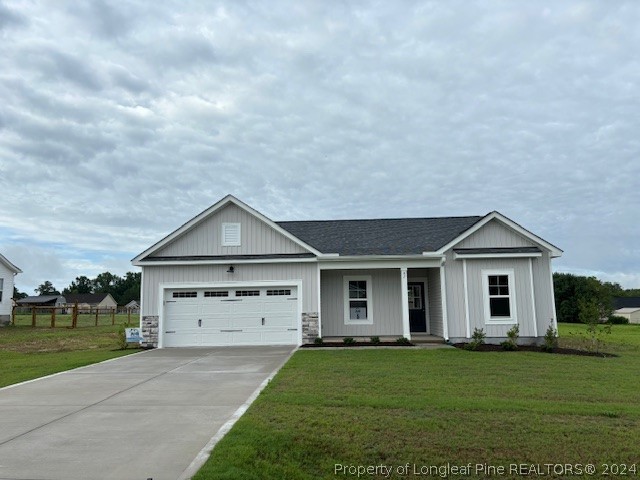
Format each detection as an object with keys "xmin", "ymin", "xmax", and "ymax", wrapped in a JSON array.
[
  {"xmin": 124, "ymin": 300, "xmax": 140, "ymax": 313},
  {"xmin": 613, "ymin": 297, "xmax": 640, "ymax": 324},
  {"xmin": 0, "ymin": 253, "xmax": 22, "ymax": 326},
  {"xmin": 16, "ymin": 295, "xmax": 66, "ymax": 308},
  {"xmin": 63, "ymin": 293, "xmax": 118, "ymax": 313},
  {"xmin": 132, "ymin": 195, "xmax": 562, "ymax": 348}
]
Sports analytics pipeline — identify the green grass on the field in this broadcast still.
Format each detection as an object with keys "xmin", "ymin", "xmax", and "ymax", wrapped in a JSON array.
[
  {"xmin": 0, "ymin": 321, "xmax": 142, "ymax": 388},
  {"xmin": 194, "ymin": 323, "xmax": 640, "ymax": 479}
]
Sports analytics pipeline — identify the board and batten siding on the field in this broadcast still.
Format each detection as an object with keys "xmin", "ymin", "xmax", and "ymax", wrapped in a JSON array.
[
  {"xmin": 320, "ymin": 269, "xmax": 403, "ymax": 337},
  {"xmin": 445, "ymin": 219, "xmax": 555, "ymax": 340},
  {"xmin": 456, "ymin": 219, "xmax": 536, "ymax": 249},
  {"xmin": 142, "ymin": 263, "xmax": 318, "ymax": 316},
  {"xmin": 155, "ymin": 203, "xmax": 309, "ymax": 257}
]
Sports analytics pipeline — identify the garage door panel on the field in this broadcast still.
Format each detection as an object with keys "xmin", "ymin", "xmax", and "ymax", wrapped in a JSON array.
[{"xmin": 164, "ymin": 286, "xmax": 298, "ymax": 347}]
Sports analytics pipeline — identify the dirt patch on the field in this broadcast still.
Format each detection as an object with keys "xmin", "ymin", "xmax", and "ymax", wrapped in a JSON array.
[{"xmin": 452, "ymin": 343, "xmax": 617, "ymax": 357}]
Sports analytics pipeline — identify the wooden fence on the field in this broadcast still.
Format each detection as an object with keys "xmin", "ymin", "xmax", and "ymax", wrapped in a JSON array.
[{"xmin": 11, "ymin": 304, "xmax": 139, "ymax": 328}]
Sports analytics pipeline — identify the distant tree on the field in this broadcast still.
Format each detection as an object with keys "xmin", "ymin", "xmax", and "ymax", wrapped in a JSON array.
[
  {"xmin": 554, "ymin": 273, "xmax": 615, "ymax": 323},
  {"xmin": 13, "ymin": 286, "xmax": 27, "ymax": 299},
  {"xmin": 35, "ymin": 281, "xmax": 60, "ymax": 295},
  {"xmin": 93, "ymin": 271, "xmax": 117, "ymax": 295},
  {"xmin": 63, "ymin": 275, "xmax": 93, "ymax": 294}
]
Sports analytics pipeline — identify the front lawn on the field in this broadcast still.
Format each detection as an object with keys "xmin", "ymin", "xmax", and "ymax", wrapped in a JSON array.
[
  {"xmin": 194, "ymin": 324, "xmax": 640, "ymax": 479},
  {"xmin": 0, "ymin": 324, "xmax": 141, "ymax": 388}
]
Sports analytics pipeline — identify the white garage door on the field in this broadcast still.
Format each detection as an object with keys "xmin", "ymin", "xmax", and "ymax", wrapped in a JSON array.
[{"xmin": 163, "ymin": 286, "xmax": 299, "ymax": 347}]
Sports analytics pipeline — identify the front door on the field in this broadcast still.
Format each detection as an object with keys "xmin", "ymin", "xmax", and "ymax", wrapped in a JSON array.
[{"xmin": 408, "ymin": 282, "xmax": 427, "ymax": 332}]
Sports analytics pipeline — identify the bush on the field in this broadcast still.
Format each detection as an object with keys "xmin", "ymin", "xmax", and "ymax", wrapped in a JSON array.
[
  {"xmin": 395, "ymin": 336, "xmax": 411, "ymax": 345},
  {"xmin": 501, "ymin": 324, "xmax": 519, "ymax": 351},
  {"xmin": 465, "ymin": 328, "xmax": 486, "ymax": 351},
  {"xmin": 608, "ymin": 315, "xmax": 629, "ymax": 325},
  {"xmin": 314, "ymin": 337, "xmax": 324, "ymax": 345},
  {"xmin": 541, "ymin": 322, "xmax": 558, "ymax": 352},
  {"xmin": 343, "ymin": 337, "xmax": 356, "ymax": 345},
  {"xmin": 117, "ymin": 322, "xmax": 129, "ymax": 350},
  {"xmin": 370, "ymin": 336, "xmax": 381, "ymax": 345}
]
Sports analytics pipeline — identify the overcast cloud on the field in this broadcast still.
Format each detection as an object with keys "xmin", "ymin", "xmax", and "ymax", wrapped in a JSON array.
[{"xmin": 1, "ymin": 0, "xmax": 639, "ymax": 293}]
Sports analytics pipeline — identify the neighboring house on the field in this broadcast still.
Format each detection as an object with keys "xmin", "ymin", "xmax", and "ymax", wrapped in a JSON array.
[
  {"xmin": 16, "ymin": 296, "xmax": 66, "ymax": 308},
  {"xmin": 132, "ymin": 195, "xmax": 562, "ymax": 348},
  {"xmin": 64, "ymin": 293, "xmax": 118, "ymax": 312},
  {"xmin": 124, "ymin": 300, "xmax": 140, "ymax": 312},
  {"xmin": 0, "ymin": 253, "xmax": 22, "ymax": 325},
  {"xmin": 613, "ymin": 297, "xmax": 640, "ymax": 324}
]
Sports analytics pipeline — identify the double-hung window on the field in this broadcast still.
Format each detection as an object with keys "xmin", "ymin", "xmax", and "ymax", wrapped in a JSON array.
[
  {"xmin": 343, "ymin": 276, "xmax": 372, "ymax": 324},
  {"xmin": 482, "ymin": 269, "xmax": 516, "ymax": 324}
]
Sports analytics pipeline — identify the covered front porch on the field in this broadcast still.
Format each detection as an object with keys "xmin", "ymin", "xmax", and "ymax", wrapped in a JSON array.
[{"xmin": 318, "ymin": 260, "xmax": 447, "ymax": 342}]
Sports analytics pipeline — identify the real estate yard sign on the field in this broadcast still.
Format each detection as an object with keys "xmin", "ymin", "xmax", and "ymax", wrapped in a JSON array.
[{"xmin": 125, "ymin": 327, "xmax": 143, "ymax": 343}]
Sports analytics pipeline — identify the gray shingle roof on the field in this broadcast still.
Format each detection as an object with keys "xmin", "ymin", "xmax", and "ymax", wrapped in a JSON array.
[{"xmin": 277, "ymin": 216, "xmax": 483, "ymax": 255}]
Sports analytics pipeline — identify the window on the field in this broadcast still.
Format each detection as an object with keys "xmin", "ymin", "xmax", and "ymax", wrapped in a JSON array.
[
  {"xmin": 173, "ymin": 291, "xmax": 197, "ymax": 298},
  {"xmin": 266, "ymin": 289, "xmax": 291, "ymax": 296},
  {"xmin": 343, "ymin": 276, "xmax": 373, "ymax": 324},
  {"xmin": 204, "ymin": 291, "xmax": 229, "ymax": 297},
  {"xmin": 221, "ymin": 223, "xmax": 241, "ymax": 246},
  {"xmin": 482, "ymin": 270, "xmax": 516, "ymax": 324},
  {"xmin": 0, "ymin": 278, "xmax": 3, "ymax": 302},
  {"xmin": 236, "ymin": 290, "xmax": 260, "ymax": 297}
]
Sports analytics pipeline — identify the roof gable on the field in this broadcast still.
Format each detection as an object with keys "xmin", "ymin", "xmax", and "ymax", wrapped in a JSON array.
[
  {"xmin": 132, "ymin": 195, "xmax": 322, "ymax": 264},
  {"xmin": 437, "ymin": 211, "xmax": 563, "ymax": 257}
]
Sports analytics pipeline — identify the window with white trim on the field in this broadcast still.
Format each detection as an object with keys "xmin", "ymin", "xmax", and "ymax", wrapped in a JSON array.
[
  {"xmin": 0, "ymin": 278, "xmax": 4, "ymax": 302},
  {"xmin": 343, "ymin": 276, "xmax": 373, "ymax": 325},
  {"xmin": 221, "ymin": 223, "xmax": 241, "ymax": 246},
  {"xmin": 482, "ymin": 270, "xmax": 516, "ymax": 324}
]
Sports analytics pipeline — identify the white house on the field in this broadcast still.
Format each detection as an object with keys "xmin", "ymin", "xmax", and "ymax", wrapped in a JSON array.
[
  {"xmin": 132, "ymin": 195, "xmax": 562, "ymax": 348},
  {"xmin": 0, "ymin": 253, "xmax": 22, "ymax": 326}
]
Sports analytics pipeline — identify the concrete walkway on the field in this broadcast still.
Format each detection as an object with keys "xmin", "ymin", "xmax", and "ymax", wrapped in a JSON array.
[{"xmin": 0, "ymin": 346, "xmax": 295, "ymax": 480}]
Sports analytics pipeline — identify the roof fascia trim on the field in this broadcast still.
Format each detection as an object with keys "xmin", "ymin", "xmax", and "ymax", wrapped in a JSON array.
[
  {"xmin": 0, "ymin": 253, "xmax": 22, "ymax": 274},
  {"xmin": 436, "ymin": 211, "xmax": 563, "ymax": 258}
]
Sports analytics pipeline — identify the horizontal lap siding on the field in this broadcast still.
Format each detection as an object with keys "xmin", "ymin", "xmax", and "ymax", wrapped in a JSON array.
[
  {"xmin": 321, "ymin": 269, "xmax": 402, "ymax": 337},
  {"xmin": 533, "ymin": 252, "xmax": 556, "ymax": 333},
  {"xmin": 0, "ymin": 263, "xmax": 15, "ymax": 317},
  {"xmin": 156, "ymin": 204, "xmax": 308, "ymax": 256},
  {"xmin": 142, "ymin": 263, "xmax": 317, "ymax": 316}
]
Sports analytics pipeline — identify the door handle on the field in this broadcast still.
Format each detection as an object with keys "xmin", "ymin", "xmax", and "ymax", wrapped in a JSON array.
[
  {"xmin": 261, "ymin": 317, "xmax": 265, "ymax": 326},
  {"xmin": 198, "ymin": 319, "xmax": 202, "ymax": 327}
]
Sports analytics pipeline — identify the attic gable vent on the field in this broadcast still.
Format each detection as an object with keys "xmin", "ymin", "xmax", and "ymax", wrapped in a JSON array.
[{"xmin": 221, "ymin": 223, "xmax": 241, "ymax": 246}]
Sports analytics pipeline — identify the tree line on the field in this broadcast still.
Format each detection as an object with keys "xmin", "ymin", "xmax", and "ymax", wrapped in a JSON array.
[
  {"xmin": 553, "ymin": 272, "xmax": 639, "ymax": 323},
  {"xmin": 14, "ymin": 272, "xmax": 141, "ymax": 306}
]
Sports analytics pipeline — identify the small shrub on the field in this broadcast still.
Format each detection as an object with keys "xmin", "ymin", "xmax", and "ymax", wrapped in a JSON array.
[
  {"xmin": 501, "ymin": 324, "xmax": 519, "ymax": 351},
  {"xmin": 117, "ymin": 322, "xmax": 129, "ymax": 350},
  {"xmin": 370, "ymin": 336, "xmax": 381, "ymax": 345},
  {"xmin": 314, "ymin": 337, "xmax": 324, "ymax": 345},
  {"xmin": 608, "ymin": 315, "xmax": 629, "ymax": 325},
  {"xmin": 343, "ymin": 337, "xmax": 356, "ymax": 345},
  {"xmin": 395, "ymin": 336, "xmax": 411, "ymax": 345},
  {"xmin": 465, "ymin": 328, "xmax": 486, "ymax": 350},
  {"xmin": 541, "ymin": 322, "xmax": 558, "ymax": 352}
]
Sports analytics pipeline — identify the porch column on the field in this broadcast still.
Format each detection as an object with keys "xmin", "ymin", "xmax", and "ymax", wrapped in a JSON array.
[
  {"xmin": 440, "ymin": 260, "xmax": 449, "ymax": 341},
  {"xmin": 400, "ymin": 267, "xmax": 411, "ymax": 340}
]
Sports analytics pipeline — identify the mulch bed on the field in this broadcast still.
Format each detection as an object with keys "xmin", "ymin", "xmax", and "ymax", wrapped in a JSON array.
[
  {"xmin": 300, "ymin": 342, "xmax": 413, "ymax": 348},
  {"xmin": 453, "ymin": 343, "xmax": 617, "ymax": 357}
]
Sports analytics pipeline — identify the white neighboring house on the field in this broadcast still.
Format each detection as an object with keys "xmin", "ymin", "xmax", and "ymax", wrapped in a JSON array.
[
  {"xmin": 132, "ymin": 195, "xmax": 563, "ymax": 349},
  {"xmin": 615, "ymin": 307, "xmax": 640, "ymax": 324},
  {"xmin": 0, "ymin": 253, "xmax": 22, "ymax": 326}
]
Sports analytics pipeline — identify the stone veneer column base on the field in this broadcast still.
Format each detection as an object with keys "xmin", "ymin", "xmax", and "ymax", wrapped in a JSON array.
[
  {"xmin": 141, "ymin": 315, "xmax": 159, "ymax": 348},
  {"xmin": 301, "ymin": 312, "xmax": 319, "ymax": 344}
]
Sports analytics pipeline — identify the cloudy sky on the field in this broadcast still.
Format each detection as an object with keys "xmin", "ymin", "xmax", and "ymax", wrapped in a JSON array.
[{"xmin": 1, "ymin": 1, "xmax": 639, "ymax": 294}]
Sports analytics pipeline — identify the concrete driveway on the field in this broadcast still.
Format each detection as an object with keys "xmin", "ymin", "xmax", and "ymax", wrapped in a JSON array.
[{"xmin": 0, "ymin": 346, "xmax": 295, "ymax": 480}]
